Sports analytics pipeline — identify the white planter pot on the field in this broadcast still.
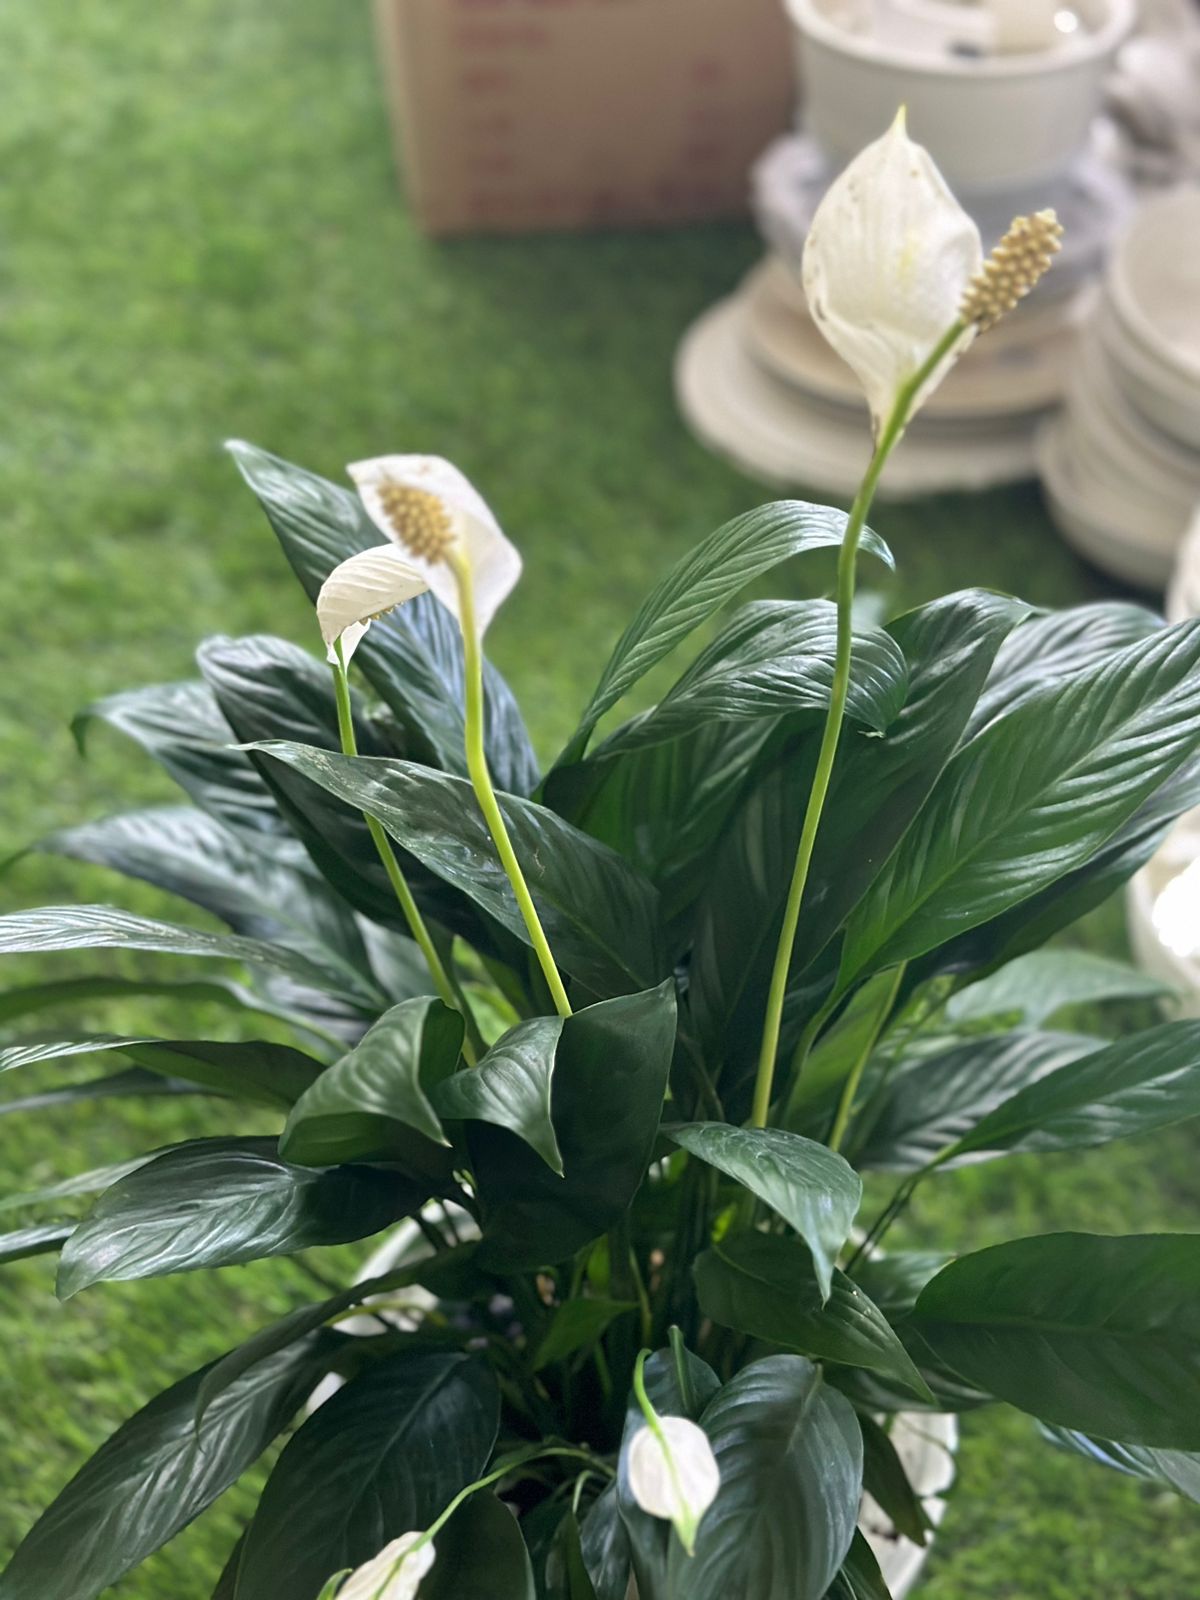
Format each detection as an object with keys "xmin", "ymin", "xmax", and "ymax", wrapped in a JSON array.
[
  {"xmin": 863, "ymin": 1410, "xmax": 958, "ymax": 1596},
  {"xmin": 784, "ymin": 0, "xmax": 1133, "ymax": 199}
]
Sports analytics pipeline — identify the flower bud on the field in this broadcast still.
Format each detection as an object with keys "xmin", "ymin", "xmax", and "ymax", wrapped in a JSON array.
[
  {"xmin": 334, "ymin": 1531, "xmax": 436, "ymax": 1600},
  {"xmin": 801, "ymin": 109, "xmax": 983, "ymax": 433},
  {"xmin": 627, "ymin": 1415, "xmax": 720, "ymax": 1555}
]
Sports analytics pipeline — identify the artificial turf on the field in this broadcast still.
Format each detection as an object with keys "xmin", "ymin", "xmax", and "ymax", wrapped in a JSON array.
[{"xmin": 1, "ymin": 2, "xmax": 1197, "ymax": 1595}]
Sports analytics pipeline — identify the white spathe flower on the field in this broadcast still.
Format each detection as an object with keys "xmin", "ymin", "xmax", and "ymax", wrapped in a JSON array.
[
  {"xmin": 627, "ymin": 1416, "xmax": 720, "ymax": 1555},
  {"xmin": 801, "ymin": 108, "xmax": 983, "ymax": 433},
  {"xmin": 316, "ymin": 454, "xmax": 522, "ymax": 665},
  {"xmin": 334, "ymin": 1530, "xmax": 436, "ymax": 1600},
  {"xmin": 316, "ymin": 544, "xmax": 428, "ymax": 667}
]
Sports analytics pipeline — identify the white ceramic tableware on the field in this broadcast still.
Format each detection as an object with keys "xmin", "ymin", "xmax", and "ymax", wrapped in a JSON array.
[{"xmin": 784, "ymin": 0, "xmax": 1135, "ymax": 196}]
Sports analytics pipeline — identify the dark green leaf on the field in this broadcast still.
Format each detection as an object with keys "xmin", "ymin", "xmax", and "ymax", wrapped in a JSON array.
[
  {"xmin": 71, "ymin": 678, "xmax": 286, "ymax": 845},
  {"xmin": 416, "ymin": 1490, "xmax": 535, "ymax": 1600},
  {"xmin": 945, "ymin": 950, "xmax": 1171, "ymax": 1028},
  {"xmin": 0, "ymin": 1034, "xmax": 324, "ymax": 1110},
  {"xmin": 546, "ymin": 1511, "xmax": 600, "ymax": 1600},
  {"xmin": 824, "ymin": 1531, "xmax": 893, "ymax": 1600},
  {"xmin": 601, "ymin": 601, "xmax": 908, "ymax": 754},
  {"xmin": 432, "ymin": 1015, "xmax": 565, "ymax": 1174},
  {"xmin": 531, "ymin": 1297, "xmax": 636, "ymax": 1372},
  {"xmin": 33, "ymin": 804, "xmax": 370, "ymax": 981},
  {"xmin": 858, "ymin": 1415, "xmax": 931, "ymax": 1545},
  {"xmin": 57, "ymin": 1137, "xmax": 425, "ymax": 1297},
  {"xmin": 694, "ymin": 1232, "xmax": 932, "ymax": 1401},
  {"xmin": 666, "ymin": 1124, "xmax": 861, "ymax": 1300},
  {"xmin": 0, "ymin": 1069, "xmax": 202, "ymax": 1118},
  {"xmin": 966, "ymin": 600, "xmax": 1163, "ymax": 740},
  {"xmin": 0, "ymin": 1222, "xmax": 72, "ymax": 1266},
  {"xmin": 855, "ymin": 1032, "xmax": 1099, "ymax": 1172},
  {"xmin": 198, "ymin": 633, "xmax": 475, "ymax": 942},
  {"xmin": 842, "ymin": 619, "xmax": 1200, "ymax": 981},
  {"xmin": 913, "ymin": 1233, "xmax": 1200, "ymax": 1447},
  {"xmin": 578, "ymin": 1486, "xmax": 632, "ymax": 1600},
  {"xmin": 194, "ymin": 1244, "xmax": 480, "ymax": 1424},
  {"xmin": 233, "ymin": 1351, "xmax": 498, "ymax": 1600},
  {"xmin": 253, "ymin": 744, "xmax": 668, "ymax": 999},
  {"xmin": 0, "ymin": 1157, "xmax": 152, "ymax": 1216},
  {"xmin": 673, "ymin": 1355, "xmax": 863, "ymax": 1600},
  {"xmin": 562, "ymin": 499, "xmax": 892, "ymax": 763},
  {"xmin": 227, "ymin": 440, "xmax": 538, "ymax": 795},
  {"xmin": 926, "ymin": 755, "xmax": 1200, "ymax": 979},
  {"xmin": 790, "ymin": 591, "xmax": 1030, "ymax": 972},
  {"xmin": 1040, "ymin": 1425, "xmax": 1200, "ymax": 1505},
  {"xmin": 947, "ymin": 1020, "xmax": 1200, "ymax": 1160},
  {"xmin": 473, "ymin": 984, "xmax": 676, "ymax": 1270},
  {"xmin": 281, "ymin": 998, "xmax": 463, "ymax": 1167},
  {"xmin": 0, "ymin": 1332, "xmax": 332, "ymax": 1600},
  {"xmin": 0, "ymin": 905, "xmax": 372, "ymax": 1010},
  {"xmin": 0, "ymin": 973, "xmax": 301, "ymax": 1032},
  {"xmin": 544, "ymin": 718, "xmax": 776, "ymax": 935}
]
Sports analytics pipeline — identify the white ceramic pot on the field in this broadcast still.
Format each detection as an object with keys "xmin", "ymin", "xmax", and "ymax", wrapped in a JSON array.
[{"xmin": 785, "ymin": 0, "xmax": 1134, "ymax": 198}]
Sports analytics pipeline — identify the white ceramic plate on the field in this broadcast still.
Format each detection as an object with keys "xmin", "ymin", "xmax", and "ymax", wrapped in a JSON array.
[
  {"xmin": 1036, "ymin": 416, "xmax": 1180, "ymax": 586},
  {"xmin": 1106, "ymin": 185, "xmax": 1200, "ymax": 388},
  {"xmin": 676, "ymin": 293, "xmax": 1041, "ymax": 499},
  {"xmin": 743, "ymin": 254, "xmax": 1085, "ymax": 422},
  {"xmin": 1095, "ymin": 293, "xmax": 1200, "ymax": 452}
]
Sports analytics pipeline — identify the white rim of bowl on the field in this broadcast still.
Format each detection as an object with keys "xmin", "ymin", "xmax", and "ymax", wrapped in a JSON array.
[
  {"xmin": 1106, "ymin": 189, "xmax": 1200, "ymax": 388},
  {"xmin": 783, "ymin": 0, "xmax": 1135, "ymax": 79}
]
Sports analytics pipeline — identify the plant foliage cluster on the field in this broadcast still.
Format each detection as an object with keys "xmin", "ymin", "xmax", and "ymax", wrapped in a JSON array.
[{"xmin": 3, "ymin": 444, "xmax": 1200, "ymax": 1598}]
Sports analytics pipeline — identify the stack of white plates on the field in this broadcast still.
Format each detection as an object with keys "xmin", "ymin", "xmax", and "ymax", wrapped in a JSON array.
[{"xmin": 1038, "ymin": 185, "xmax": 1200, "ymax": 586}]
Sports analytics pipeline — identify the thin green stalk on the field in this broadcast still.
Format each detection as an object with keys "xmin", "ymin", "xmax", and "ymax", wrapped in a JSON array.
[
  {"xmin": 748, "ymin": 323, "xmax": 966, "ymax": 1130},
  {"xmin": 448, "ymin": 550, "xmax": 573, "ymax": 1018},
  {"xmin": 826, "ymin": 960, "xmax": 906, "ymax": 1154},
  {"xmin": 330, "ymin": 646, "xmax": 478, "ymax": 1064}
]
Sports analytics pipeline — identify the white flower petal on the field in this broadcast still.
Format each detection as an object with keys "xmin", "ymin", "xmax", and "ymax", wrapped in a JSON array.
[
  {"xmin": 336, "ymin": 1531, "xmax": 436, "ymax": 1600},
  {"xmin": 316, "ymin": 545, "xmax": 429, "ymax": 665},
  {"xmin": 801, "ymin": 110, "xmax": 983, "ymax": 431},
  {"xmin": 348, "ymin": 454, "xmax": 522, "ymax": 636},
  {"xmin": 627, "ymin": 1416, "xmax": 720, "ymax": 1553}
]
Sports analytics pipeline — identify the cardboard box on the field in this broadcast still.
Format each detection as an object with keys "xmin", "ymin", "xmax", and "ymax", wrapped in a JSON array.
[{"xmin": 373, "ymin": 0, "xmax": 796, "ymax": 235}]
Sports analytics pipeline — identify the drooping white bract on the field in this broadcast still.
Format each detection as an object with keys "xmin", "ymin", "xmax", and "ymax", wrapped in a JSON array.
[
  {"xmin": 316, "ymin": 454, "xmax": 522, "ymax": 664},
  {"xmin": 334, "ymin": 1530, "xmax": 436, "ymax": 1600},
  {"xmin": 316, "ymin": 543, "xmax": 428, "ymax": 665},
  {"xmin": 801, "ymin": 109, "xmax": 983, "ymax": 434},
  {"xmin": 627, "ymin": 1415, "xmax": 720, "ymax": 1556}
]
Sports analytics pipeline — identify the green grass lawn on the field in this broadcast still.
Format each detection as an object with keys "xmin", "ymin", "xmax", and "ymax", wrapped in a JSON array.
[{"xmin": 2, "ymin": 2, "xmax": 1198, "ymax": 1595}]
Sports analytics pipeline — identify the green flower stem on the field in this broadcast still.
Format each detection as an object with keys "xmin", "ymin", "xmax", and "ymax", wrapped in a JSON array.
[
  {"xmin": 330, "ymin": 645, "xmax": 478, "ymax": 1065},
  {"xmin": 747, "ymin": 322, "xmax": 967, "ymax": 1131},
  {"xmin": 448, "ymin": 550, "xmax": 573, "ymax": 1019},
  {"xmin": 826, "ymin": 960, "xmax": 906, "ymax": 1154},
  {"xmin": 386, "ymin": 1442, "xmax": 614, "ymax": 1584}
]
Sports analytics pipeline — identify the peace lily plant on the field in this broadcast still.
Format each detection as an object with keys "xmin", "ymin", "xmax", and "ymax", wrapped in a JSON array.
[{"xmin": 3, "ymin": 112, "xmax": 1200, "ymax": 1600}]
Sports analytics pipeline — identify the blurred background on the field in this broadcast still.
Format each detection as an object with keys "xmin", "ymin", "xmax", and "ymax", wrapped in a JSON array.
[{"xmin": 1, "ymin": 2, "xmax": 1199, "ymax": 1595}]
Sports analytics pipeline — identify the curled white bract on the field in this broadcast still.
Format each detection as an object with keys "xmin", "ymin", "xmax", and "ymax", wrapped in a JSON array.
[
  {"xmin": 335, "ymin": 1530, "xmax": 436, "ymax": 1600},
  {"xmin": 801, "ymin": 109, "xmax": 983, "ymax": 432},
  {"xmin": 627, "ymin": 1415, "xmax": 720, "ymax": 1555}
]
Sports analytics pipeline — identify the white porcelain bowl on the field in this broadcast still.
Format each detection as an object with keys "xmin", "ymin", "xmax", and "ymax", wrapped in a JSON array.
[
  {"xmin": 1106, "ymin": 186, "xmax": 1200, "ymax": 389},
  {"xmin": 785, "ymin": 0, "xmax": 1135, "ymax": 197},
  {"xmin": 1095, "ymin": 294, "xmax": 1200, "ymax": 452}
]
